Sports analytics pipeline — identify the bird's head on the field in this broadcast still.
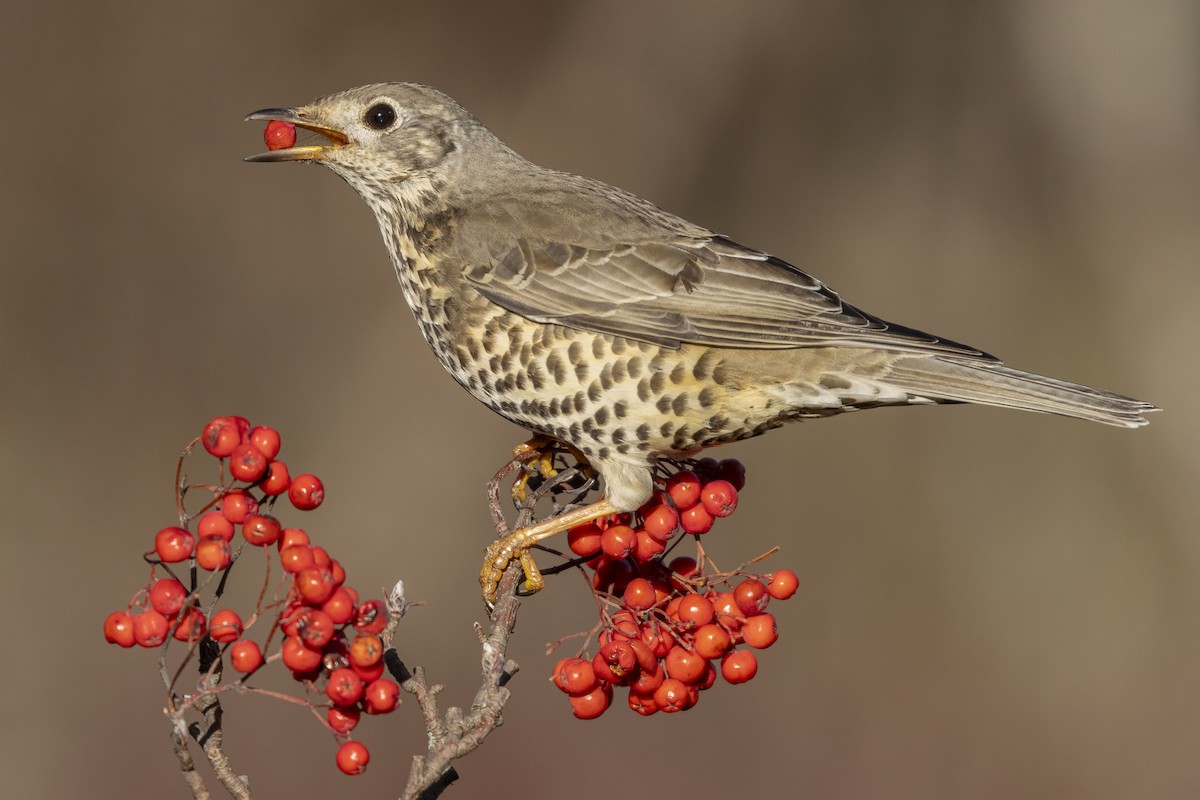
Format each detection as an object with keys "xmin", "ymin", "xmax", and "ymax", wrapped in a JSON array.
[{"xmin": 246, "ymin": 82, "xmax": 480, "ymax": 202}]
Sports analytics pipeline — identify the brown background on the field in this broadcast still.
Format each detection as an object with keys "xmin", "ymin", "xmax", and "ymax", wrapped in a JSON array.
[{"xmin": 3, "ymin": 2, "xmax": 1197, "ymax": 798}]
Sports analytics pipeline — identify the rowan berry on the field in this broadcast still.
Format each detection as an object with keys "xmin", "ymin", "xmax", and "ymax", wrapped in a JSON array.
[
  {"xmin": 567, "ymin": 683, "xmax": 612, "ymax": 720},
  {"xmin": 592, "ymin": 640, "xmax": 639, "ymax": 685},
  {"xmin": 154, "ymin": 527, "xmax": 195, "ymax": 563},
  {"xmin": 133, "ymin": 610, "xmax": 169, "ymax": 647},
  {"xmin": 242, "ymin": 514, "xmax": 281, "ymax": 546},
  {"xmin": 720, "ymin": 649, "xmax": 758, "ymax": 684},
  {"xmin": 229, "ymin": 443, "xmax": 269, "ymax": 483},
  {"xmin": 327, "ymin": 705, "xmax": 360, "ymax": 735},
  {"xmin": 229, "ymin": 639, "xmax": 263, "ymax": 673},
  {"xmin": 692, "ymin": 623, "xmax": 733, "ymax": 659},
  {"xmin": 628, "ymin": 691, "xmax": 659, "ymax": 716},
  {"xmin": 641, "ymin": 503, "xmax": 679, "ymax": 541},
  {"xmin": 363, "ymin": 679, "xmax": 400, "ymax": 714},
  {"xmin": 248, "ymin": 425, "xmax": 281, "ymax": 460},
  {"xmin": 208, "ymin": 609, "xmax": 243, "ymax": 643},
  {"xmin": 664, "ymin": 645, "xmax": 706, "ymax": 684},
  {"xmin": 349, "ymin": 635, "xmax": 383, "ymax": 668},
  {"xmin": 665, "ymin": 470, "xmax": 702, "ymax": 509},
  {"xmin": 711, "ymin": 592, "xmax": 743, "ymax": 630},
  {"xmin": 766, "ymin": 569, "xmax": 799, "ymax": 600},
  {"xmin": 700, "ymin": 479, "xmax": 738, "ymax": 517},
  {"xmin": 197, "ymin": 511, "xmax": 235, "ymax": 541},
  {"xmin": 260, "ymin": 460, "xmax": 291, "ymax": 496},
  {"xmin": 264, "ymin": 120, "xmax": 297, "ymax": 151},
  {"xmin": 322, "ymin": 587, "xmax": 357, "ymax": 624},
  {"xmin": 740, "ymin": 614, "xmax": 778, "ymax": 649},
  {"xmin": 632, "ymin": 529, "xmax": 666, "ymax": 562},
  {"xmin": 568, "ymin": 522, "xmax": 603, "ymax": 557},
  {"xmin": 628, "ymin": 658, "xmax": 665, "ymax": 695},
  {"xmin": 733, "ymin": 578, "xmax": 769, "ymax": 616},
  {"xmin": 679, "ymin": 503, "xmax": 714, "ymax": 534},
  {"xmin": 652, "ymin": 678, "xmax": 689, "ymax": 712},
  {"xmin": 173, "ymin": 607, "xmax": 206, "ymax": 642},
  {"xmin": 296, "ymin": 609, "xmax": 335, "ymax": 649},
  {"xmin": 335, "ymin": 740, "xmax": 370, "ymax": 775},
  {"xmin": 715, "ymin": 458, "xmax": 746, "ymax": 490},
  {"xmin": 353, "ymin": 600, "xmax": 388, "ymax": 635},
  {"xmin": 277, "ymin": 527, "xmax": 310, "ymax": 551},
  {"xmin": 674, "ymin": 593, "xmax": 715, "ymax": 628},
  {"xmin": 282, "ymin": 636, "xmax": 322, "ymax": 672},
  {"xmin": 622, "ymin": 577, "xmax": 657, "ymax": 611},
  {"xmin": 219, "ymin": 489, "xmax": 258, "ymax": 524},
  {"xmin": 201, "ymin": 416, "xmax": 242, "ymax": 458},
  {"xmin": 104, "ymin": 611, "xmax": 136, "ymax": 647},
  {"xmin": 600, "ymin": 524, "xmax": 636, "ymax": 560},
  {"xmin": 195, "ymin": 535, "xmax": 233, "ymax": 571},
  {"xmin": 288, "ymin": 473, "xmax": 324, "ymax": 510},
  {"xmin": 149, "ymin": 578, "xmax": 188, "ymax": 617},
  {"xmin": 326, "ymin": 668, "xmax": 364, "ymax": 706},
  {"xmin": 350, "ymin": 658, "xmax": 386, "ymax": 683},
  {"xmin": 280, "ymin": 544, "xmax": 315, "ymax": 574},
  {"xmin": 296, "ymin": 567, "xmax": 336, "ymax": 605}
]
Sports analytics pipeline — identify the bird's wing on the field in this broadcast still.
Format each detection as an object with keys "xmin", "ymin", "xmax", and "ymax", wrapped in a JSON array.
[{"xmin": 460, "ymin": 230, "xmax": 995, "ymax": 359}]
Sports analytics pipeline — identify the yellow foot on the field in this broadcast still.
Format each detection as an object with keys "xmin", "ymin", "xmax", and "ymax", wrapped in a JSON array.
[
  {"xmin": 481, "ymin": 497, "xmax": 618, "ymax": 606},
  {"xmin": 510, "ymin": 436, "xmax": 560, "ymax": 504}
]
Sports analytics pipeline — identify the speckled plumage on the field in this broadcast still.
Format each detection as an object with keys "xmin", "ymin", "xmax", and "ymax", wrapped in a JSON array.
[{"xmin": 248, "ymin": 82, "xmax": 1155, "ymax": 512}]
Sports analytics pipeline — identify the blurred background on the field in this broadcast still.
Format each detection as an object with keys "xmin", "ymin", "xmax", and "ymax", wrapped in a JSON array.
[{"xmin": 3, "ymin": 1, "xmax": 1197, "ymax": 798}]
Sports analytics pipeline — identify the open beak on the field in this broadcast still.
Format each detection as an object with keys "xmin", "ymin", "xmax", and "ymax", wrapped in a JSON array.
[{"xmin": 243, "ymin": 107, "xmax": 349, "ymax": 162}]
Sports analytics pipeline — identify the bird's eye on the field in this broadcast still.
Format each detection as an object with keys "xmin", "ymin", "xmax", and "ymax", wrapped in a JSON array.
[{"xmin": 364, "ymin": 103, "xmax": 397, "ymax": 131}]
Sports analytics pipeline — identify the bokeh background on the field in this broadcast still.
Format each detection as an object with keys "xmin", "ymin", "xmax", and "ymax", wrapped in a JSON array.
[{"xmin": 3, "ymin": 2, "xmax": 1197, "ymax": 798}]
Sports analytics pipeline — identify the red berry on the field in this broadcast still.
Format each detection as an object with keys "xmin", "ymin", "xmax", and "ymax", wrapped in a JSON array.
[
  {"xmin": 104, "ymin": 611, "xmax": 136, "ymax": 647},
  {"xmin": 326, "ymin": 668, "xmax": 364, "ymax": 706},
  {"xmin": 734, "ymin": 579, "xmax": 769, "ymax": 616},
  {"xmin": 219, "ymin": 489, "xmax": 258, "ymax": 524},
  {"xmin": 282, "ymin": 636, "xmax": 322, "ymax": 672},
  {"xmin": 652, "ymin": 678, "xmax": 689, "ymax": 713},
  {"xmin": 353, "ymin": 599, "xmax": 388, "ymax": 635},
  {"xmin": 592, "ymin": 640, "xmax": 639, "ymax": 685},
  {"xmin": 640, "ymin": 624, "xmax": 675, "ymax": 659},
  {"xmin": 149, "ymin": 578, "xmax": 188, "ymax": 617},
  {"xmin": 631, "ymin": 530, "xmax": 666, "ymax": 563},
  {"xmin": 600, "ymin": 524, "xmax": 636, "ymax": 560},
  {"xmin": 667, "ymin": 555, "xmax": 699, "ymax": 583},
  {"xmin": 700, "ymin": 479, "xmax": 738, "ymax": 518},
  {"xmin": 628, "ymin": 690, "xmax": 659, "ymax": 716},
  {"xmin": 622, "ymin": 578, "xmax": 657, "ymax": 611},
  {"xmin": 297, "ymin": 608, "xmax": 336, "ymax": 649},
  {"xmin": 173, "ymin": 607, "xmax": 206, "ymax": 642},
  {"xmin": 277, "ymin": 527, "xmax": 309, "ymax": 551},
  {"xmin": 248, "ymin": 425, "xmax": 281, "ymax": 460},
  {"xmin": 665, "ymin": 470, "xmax": 702, "ymax": 509},
  {"xmin": 349, "ymin": 635, "xmax": 383, "ymax": 669},
  {"xmin": 296, "ymin": 567, "xmax": 336, "ymax": 605},
  {"xmin": 363, "ymin": 679, "xmax": 400, "ymax": 714},
  {"xmin": 692, "ymin": 623, "xmax": 733, "ymax": 659},
  {"xmin": 568, "ymin": 683, "xmax": 612, "ymax": 720},
  {"xmin": 553, "ymin": 657, "xmax": 599, "ymax": 696},
  {"xmin": 154, "ymin": 527, "xmax": 195, "ymax": 563},
  {"xmin": 195, "ymin": 535, "xmax": 233, "ymax": 571},
  {"xmin": 674, "ymin": 593, "xmax": 715, "ymax": 627},
  {"xmin": 711, "ymin": 592, "xmax": 743, "ymax": 630},
  {"xmin": 133, "ymin": 610, "xmax": 170, "ymax": 647},
  {"xmin": 288, "ymin": 473, "xmax": 324, "ymax": 510},
  {"xmin": 567, "ymin": 522, "xmax": 603, "ymax": 557},
  {"xmin": 351, "ymin": 658, "xmax": 386, "ymax": 683},
  {"xmin": 264, "ymin": 120, "xmax": 297, "ymax": 151},
  {"xmin": 229, "ymin": 639, "xmax": 263, "ymax": 673},
  {"xmin": 641, "ymin": 504, "xmax": 679, "ymax": 541},
  {"xmin": 201, "ymin": 416, "xmax": 242, "ymax": 458},
  {"xmin": 741, "ymin": 614, "xmax": 778, "ymax": 649},
  {"xmin": 629, "ymin": 657, "xmax": 665, "ymax": 695},
  {"xmin": 322, "ymin": 587, "xmax": 357, "ymax": 624},
  {"xmin": 664, "ymin": 645, "xmax": 707, "ymax": 684},
  {"xmin": 242, "ymin": 514, "xmax": 281, "ymax": 546},
  {"xmin": 327, "ymin": 705, "xmax": 360, "ymax": 734},
  {"xmin": 280, "ymin": 544, "xmax": 315, "ymax": 574},
  {"xmin": 721, "ymin": 649, "xmax": 758, "ymax": 684},
  {"xmin": 197, "ymin": 511, "xmax": 235, "ymax": 542},
  {"xmin": 260, "ymin": 460, "xmax": 291, "ymax": 496},
  {"xmin": 335, "ymin": 740, "xmax": 370, "ymax": 775},
  {"xmin": 229, "ymin": 443, "xmax": 268, "ymax": 483},
  {"xmin": 208, "ymin": 609, "xmax": 243, "ymax": 643},
  {"xmin": 767, "ymin": 569, "xmax": 799, "ymax": 600},
  {"xmin": 679, "ymin": 503, "xmax": 714, "ymax": 534}
]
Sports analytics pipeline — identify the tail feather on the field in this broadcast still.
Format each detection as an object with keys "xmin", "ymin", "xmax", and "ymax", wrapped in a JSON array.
[{"xmin": 885, "ymin": 358, "xmax": 1158, "ymax": 428}]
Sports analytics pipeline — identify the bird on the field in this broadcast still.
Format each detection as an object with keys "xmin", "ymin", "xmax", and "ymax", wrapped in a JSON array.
[{"xmin": 246, "ymin": 82, "xmax": 1156, "ymax": 603}]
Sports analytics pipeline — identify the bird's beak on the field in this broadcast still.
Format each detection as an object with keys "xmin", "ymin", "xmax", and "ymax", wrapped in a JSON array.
[{"xmin": 243, "ymin": 107, "xmax": 349, "ymax": 162}]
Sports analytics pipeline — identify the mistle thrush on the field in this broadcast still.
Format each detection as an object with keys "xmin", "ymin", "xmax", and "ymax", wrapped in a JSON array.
[{"xmin": 247, "ymin": 83, "xmax": 1155, "ymax": 602}]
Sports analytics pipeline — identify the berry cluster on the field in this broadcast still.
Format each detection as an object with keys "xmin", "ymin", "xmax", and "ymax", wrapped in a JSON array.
[
  {"xmin": 550, "ymin": 458, "xmax": 799, "ymax": 718},
  {"xmin": 103, "ymin": 415, "xmax": 393, "ymax": 776}
]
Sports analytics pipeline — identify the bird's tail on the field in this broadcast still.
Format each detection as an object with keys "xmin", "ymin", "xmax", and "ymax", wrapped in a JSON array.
[{"xmin": 885, "ymin": 357, "xmax": 1158, "ymax": 428}]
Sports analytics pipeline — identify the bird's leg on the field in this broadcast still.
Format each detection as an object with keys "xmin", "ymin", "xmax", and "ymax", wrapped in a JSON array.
[
  {"xmin": 480, "ymin": 497, "xmax": 618, "ymax": 606},
  {"xmin": 509, "ymin": 436, "xmax": 595, "ymax": 503}
]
